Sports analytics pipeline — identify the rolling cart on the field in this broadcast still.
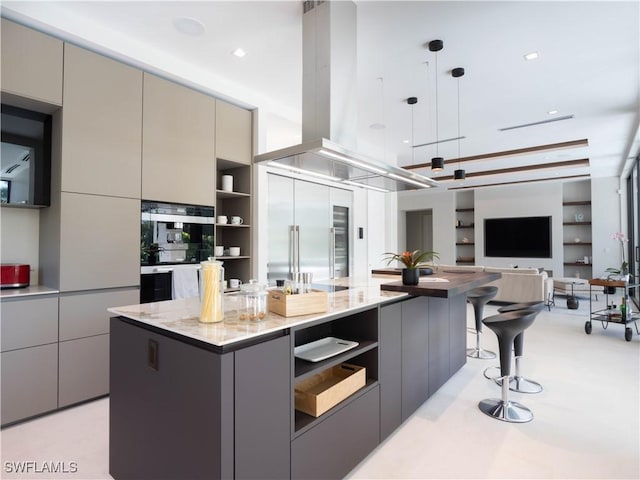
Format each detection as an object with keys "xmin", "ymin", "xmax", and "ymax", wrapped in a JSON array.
[{"xmin": 587, "ymin": 278, "xmax": 639, "ymax": 341}]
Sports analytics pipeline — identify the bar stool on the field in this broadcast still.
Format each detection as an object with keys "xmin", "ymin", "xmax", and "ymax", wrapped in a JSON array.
[
  {"xmin": 495, "ymin": 301, "xmax": 544, "ymax": 393},
  {"xmin": 466, "ymin": 286, "xmax": 499, "ymax": 359},
  {"xmin": 478, "ymin": 309, "xmax": 538, "ymax": 423}
]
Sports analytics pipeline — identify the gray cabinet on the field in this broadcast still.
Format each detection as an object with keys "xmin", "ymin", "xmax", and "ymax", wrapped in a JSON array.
[
  {"xmin": 234, "ymin": 335, "xmax": 290, "ymax": 479},
  {"xmin": 62, "ymin": 44, "xmax": 143, "ymax": 198},
  {"xmin": 58, "ymin": 334, "xmax": 109, "ymax": 407},
  {"xmin": 401, "ymin": 296, "xmax": 429, "ymax": 421},
  {"xmin": 428, "ymin": 297, "xmax": 450, "ymax": 396},
  {"xmin": 215, "ymin": 100, "xmax": 252, "ymax": 165},
  {"xmin": 0, "ymin": 296, "xmax": 58, "ymax": 351},
  {"xmin": 291, "ymin": 386, "xmax": 380, "ymax": 480},
  {"xmin": 379, "ymin": 301, "xmax": 403, "ymax": 440},
  {"xmin": 0, "ymin": 295, "xmax": 59, "ymax": 426},
  {"xmin": 1, "ymin": 18, "xmax": 63, "ymax": 105},
  {"xmin": 59, "ymin": 288, "xmax": 139, "ymax": 341},
  {"xmin": 1, "ymin": 343, "xmax": 58, "ymax": 426},
  {"xmin": 110, "ymin": 318, "xmax": 235, "ymax": 479},
  {"xmin": 142, "ymin": 73, "xmax": 216, "ymax": 206},
  {"xmin": 59, "ymin": 193, "xmax": 139, "ymax": 291},
  {"xmin": 449, "ymin": 294, "xmax": 468, "ymax": 375}
]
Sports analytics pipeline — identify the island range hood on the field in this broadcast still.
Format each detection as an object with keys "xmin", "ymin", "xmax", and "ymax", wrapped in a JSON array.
[{"xmin": 254, "ymin": 0, "xmax": 439, "ymax": 192}]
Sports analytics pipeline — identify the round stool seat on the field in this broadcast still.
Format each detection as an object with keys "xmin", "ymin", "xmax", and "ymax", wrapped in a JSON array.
[
  {"xmin": 498, "ymin": 301, "xmax": 545, "ymax": 314},
  {"xmin": 466, "ymin": 286, "xmax": 499, "ymax": 359},
  {"xmin": 478, "ymin": 309, "xmax": 537, "ymax": 423}
]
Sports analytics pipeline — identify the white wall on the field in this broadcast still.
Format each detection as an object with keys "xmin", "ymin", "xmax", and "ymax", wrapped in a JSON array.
[
  {"xmin": 0, "ymin": 208, "xmax": 40, "ymax": 284},
  {"xmin": 475, "ymin": 183, "xmax": 563, "ymax": 273},
  {"xmin": 397, "ymin": 189, "xmax": 456, "ymax": 264},
  {"xmin": 592, "ymin": 176, "xmax": 625, "ymax": 277}
]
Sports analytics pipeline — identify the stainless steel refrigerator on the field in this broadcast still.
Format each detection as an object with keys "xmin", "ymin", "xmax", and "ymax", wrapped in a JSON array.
[{"xmin": 267, "ymin": 174, "xmax": 352, "ymax": 282}]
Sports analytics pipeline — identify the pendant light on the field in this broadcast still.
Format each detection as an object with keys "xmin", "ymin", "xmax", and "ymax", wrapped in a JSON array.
[
  {"xmin": 452, "ymin": 67, "xmax": 466, "ymax": 180},
  {"xmin": 429, "ymin": 40, "xmax": 444, "ymax": 172}
]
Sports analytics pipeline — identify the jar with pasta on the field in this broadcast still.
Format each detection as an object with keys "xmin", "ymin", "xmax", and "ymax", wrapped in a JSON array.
[{"xmin": 199, "ymin": 260, "xmax": 224, "ymax": 323}]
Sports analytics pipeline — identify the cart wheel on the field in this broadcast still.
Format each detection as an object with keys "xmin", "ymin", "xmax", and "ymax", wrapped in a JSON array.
[
  {"xmin": 625, "ymin": 327, "xmax": 633, "ymax": 341},
  {"xmin": 585, "ymin": 321, "xmax": 592, "ymax": 334}
]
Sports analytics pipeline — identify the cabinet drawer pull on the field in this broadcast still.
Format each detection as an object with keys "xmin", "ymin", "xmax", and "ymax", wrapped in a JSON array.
[{"xmin": 148, "ymin": 339, "xmax": 159, "ymax": 371}]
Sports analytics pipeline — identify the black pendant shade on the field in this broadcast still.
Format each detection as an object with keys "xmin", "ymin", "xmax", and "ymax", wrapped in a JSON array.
[
  {"xmin": 454, "ymin": 169, "xmax": 466, "ymax": 180},
  {"xmin": 431, "ymin": 157, "xmax": 444, "ymax": 171}
]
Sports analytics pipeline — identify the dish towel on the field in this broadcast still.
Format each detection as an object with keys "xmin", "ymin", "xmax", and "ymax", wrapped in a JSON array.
[{"xmin": 172, "ymin": 266, "xmax": 199, "ymax": 299}]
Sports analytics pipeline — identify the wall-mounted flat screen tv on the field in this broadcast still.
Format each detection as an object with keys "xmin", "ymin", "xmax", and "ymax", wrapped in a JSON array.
[{"xmin": 484, "ymin": 216, "xmax": 552, "ymax": 258}]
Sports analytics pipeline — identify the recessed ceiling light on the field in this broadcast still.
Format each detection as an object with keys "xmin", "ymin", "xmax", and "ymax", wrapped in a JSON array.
[
  {"xmin": 524, "ymin": 51, "xmax": 539, "ymax": 61},
  {"xmin": 173, "ymin": 17, "xmax": 205, "ymax": 36},
  {"xmin": 232, "ymin": 48, "xmax": 247, "ymax": 58},
  {"xmin": 548, "ymin": 109, "xmax": 558, "ymax": 115},
  {"xmin": 403, "ymin": 139, "xmax": 409, "ymax": 144},
  {"xmin": 369, "ymin": 123, "xmax": 385, "ymax": 130}
]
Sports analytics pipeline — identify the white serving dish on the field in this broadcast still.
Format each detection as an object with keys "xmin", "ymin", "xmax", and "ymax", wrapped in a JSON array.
[{"xmin": 294, "ymin": 337, "xmax": 359, "ymax": 362}]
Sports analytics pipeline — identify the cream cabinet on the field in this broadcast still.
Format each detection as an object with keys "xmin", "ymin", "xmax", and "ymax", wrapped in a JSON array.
[
  {"xmin": 62, "ymin": 44, "xmax": 143, "ymax": 198},
  {"xmin": 142, "ymin": 74, "xmax": 216, "ymax": 206},
  {"xmin": 215, "ymin": 100, "xmax": 252, "ymax": 165},
  {"xmin": 1, "ymin": 18, "xmax": 63, "ymax": 106},
  {"xmin": 59, "ymin": 192, "xmax": 139, "ymax": 292}
]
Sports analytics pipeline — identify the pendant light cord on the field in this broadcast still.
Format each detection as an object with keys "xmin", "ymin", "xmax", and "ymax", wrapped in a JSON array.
[
  {"xmin": 434, "ymin": 54, "xmax": 439, "ymax": 157},
  {"xmin": 457, "ymin": 75, "xmax": 461, "ymax": 162}
]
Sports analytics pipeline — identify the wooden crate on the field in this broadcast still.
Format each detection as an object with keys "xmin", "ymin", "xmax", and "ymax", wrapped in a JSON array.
[
  {"xmin": 294, "ymin": 363, "xmax": 366, "ymax": 417},
  {"xmin": 267, "ymin": 289, "xmax": 327, "ymax": 317}
]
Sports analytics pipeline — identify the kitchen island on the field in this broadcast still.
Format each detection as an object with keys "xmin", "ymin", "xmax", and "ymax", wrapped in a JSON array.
[{"xmin": 108, "ymin": 272, "xmax": 499, "ymax": 480}]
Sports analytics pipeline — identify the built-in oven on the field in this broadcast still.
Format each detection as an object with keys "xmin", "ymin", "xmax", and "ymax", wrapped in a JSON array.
[{"xmin": 140, "ymin": 200, "xmax": 214, "ymax": 303}]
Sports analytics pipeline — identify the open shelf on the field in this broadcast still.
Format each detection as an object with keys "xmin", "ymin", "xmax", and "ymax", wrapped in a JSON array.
[
  {"xmin": 563, "ymin": 201, "xmax": 591, "ymax": 206},
  {"xmin": 294, "ymin": 340, "xmax": 377, "ymax": 380},
  {"xmin": 563, "ymin": 221, "xmax": 592, "ymax": 226},
  {"xmin": 293, "ymin": 379, "xmax": 378, "ymax": 436},
  {"xmin": 455, "ymin": 208, "xmax": 474, "ymax": 212}
]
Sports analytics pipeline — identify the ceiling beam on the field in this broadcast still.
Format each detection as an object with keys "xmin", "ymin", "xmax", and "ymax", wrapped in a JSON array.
[
  {"xmin": 403, "ymin": 138, "xmax": 589, "ymax": 170},
  {"xmin": 430, "ymin": 158, "xmax": 589, "ymax": 181},
  {"xmin": 447, "ymin": 173, "xmax": 590, "ymax": 190}
]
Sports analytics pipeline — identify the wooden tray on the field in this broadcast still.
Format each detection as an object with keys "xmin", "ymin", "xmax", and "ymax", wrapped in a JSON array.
[
  {"xmin": 267, "ymin": 289, "xmax": 328, "ymax": 317},
  {"xmin": 294, "ymin": 363, "xmax": 366, "ymax": 417}
]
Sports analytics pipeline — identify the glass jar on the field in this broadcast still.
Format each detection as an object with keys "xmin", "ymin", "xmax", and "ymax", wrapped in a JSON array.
[
  {"xmin": 239, "ymin": 279, "xmax": 268, "ymax": 322},
  {"xmin": 199, "ymin": 259, "xmax": 224, "ymax": 323}
]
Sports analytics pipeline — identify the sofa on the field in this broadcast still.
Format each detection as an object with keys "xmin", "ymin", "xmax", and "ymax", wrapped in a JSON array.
[{"xmin": 424, "ymin": 264, "xmax": 554, "ymax": 305}]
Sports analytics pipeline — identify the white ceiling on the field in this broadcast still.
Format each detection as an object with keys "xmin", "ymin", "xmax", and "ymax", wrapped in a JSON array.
[{"xmin": 3, "ymin": 0, "xmax": 639, "ymax": 190}]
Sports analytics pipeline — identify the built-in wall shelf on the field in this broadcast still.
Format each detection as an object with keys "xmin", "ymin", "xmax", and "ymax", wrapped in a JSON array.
[
  {"xmin": 215, "ymin": 189, "xmax": 251, "ymax": 199},
  {"xmin": 562, "ymin": 184, "xmax": 592, "ymax": 277},
  {"xmin": 564, "ymin": 262, "xmax": 593, "ymax": 267},
  {"xmin": 456, "ymin": 259, "xmax": 475, "ymax": 264},
  {"xmin": 455, "ymin": 191, "xmax": 475, "ymax": 266},
  {"xmin": 563, "ymin": 201, "xmax": 592, "ymax": 206},
  {"xmin": 564, "ymin": 242, "xmax": 592, "ymax": 246},
  {"xmin": 455, "ymin": 225, "xmax": 474, "ymax": 229},
  {"xmin": 563, "ymin": 221, "xmax": 592, "ymax": 226},
  {"xmin": 455, "ymin": 208, "xmax": 474, "ymax": 212},
  {"xmin": 456, "ymin": 242, "xmax": 475, "ymax": 246}
]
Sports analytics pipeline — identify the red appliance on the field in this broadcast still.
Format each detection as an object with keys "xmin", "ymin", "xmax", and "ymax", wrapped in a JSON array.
[{"xmin": 1, "ymin": 264, "xmax": 30, "ymax": 288}]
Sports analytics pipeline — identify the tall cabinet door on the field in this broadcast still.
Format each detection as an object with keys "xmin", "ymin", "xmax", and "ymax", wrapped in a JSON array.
[
  {"xmin": 142, "ymin": 74, "xmax": 216, "ymax": 206},
  {"xmin": 267, "ymin": 174, "xmax": 294, "ymax": 282},
  {"xmin": 62, "ymin": 44, "xmax": 143, "ymax": 198},
  {"xmin": 295, "ymin": 180, "xmax": 330, "ymax": 281}
]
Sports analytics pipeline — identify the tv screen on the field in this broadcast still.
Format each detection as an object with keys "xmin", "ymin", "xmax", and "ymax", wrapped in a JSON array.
[{"xmin": 484, "ymin": 216, "xmax": 552, "ymax": 258}]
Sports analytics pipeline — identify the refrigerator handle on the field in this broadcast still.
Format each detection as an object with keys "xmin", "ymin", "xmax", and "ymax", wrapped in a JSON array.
[
  {"xmin": 294, "ymin": 225, "xmax": 301, "ymax": 275},
  {"xmin": 289, "ymin": 225, "xmax": 296, "ymax": 277},
  {"xmin": 330, "ymin": 227, "xmax": 336, "ymax": 279}
]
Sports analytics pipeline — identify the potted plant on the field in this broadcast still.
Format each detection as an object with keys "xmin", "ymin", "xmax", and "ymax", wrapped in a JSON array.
[
  {"xmin": 142, "ymin": 243, "xmax": 163, "ymax": 265},
  {"xmin": 383, "ymin": 249, "xmax": 439, "ymax": 285}
]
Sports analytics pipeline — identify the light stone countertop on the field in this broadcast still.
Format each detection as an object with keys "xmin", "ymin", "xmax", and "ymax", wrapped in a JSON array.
[
  {"xmin": 0, "ymin": 285, "xmax": 59, "ymax": 299},
  {"xmin": 108, "ymin": 275, "xmax": 407, "ymax": 347}
]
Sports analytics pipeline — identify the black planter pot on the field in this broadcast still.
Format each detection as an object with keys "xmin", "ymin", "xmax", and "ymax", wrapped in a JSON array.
[{"xmin": 402, "ymin": 268, "xmax": 420, "ymax": 285}]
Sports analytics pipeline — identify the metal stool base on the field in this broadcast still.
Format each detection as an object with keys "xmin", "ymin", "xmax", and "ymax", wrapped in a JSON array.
[
  {"xmin": 466, "ymin": 347, "xmax": 496, "ymax": 359},
  {"xmin": 478, "ymin": 398, "xmax": 533, "ymax": 423},
  {"xmin": 483, "ymin": 365, "xmax": 501, "ymax": 380},
  {"xmin": 495, "ymin": 375, "xmax": 543, "ymax": 394}
]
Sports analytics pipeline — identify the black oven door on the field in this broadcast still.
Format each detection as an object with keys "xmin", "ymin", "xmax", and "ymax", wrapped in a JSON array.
[{"xmin": 140, "ymin": 272, "xmax": 172, "ymax": 303}]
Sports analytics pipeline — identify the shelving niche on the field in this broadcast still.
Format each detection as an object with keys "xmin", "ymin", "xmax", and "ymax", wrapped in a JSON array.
[
  {"xmin": 291, "ymin": 307, "xmax": 379, "ymax": 437},
  {"xmin": 562, "ymin": 180, "xmax": 592, "ymax": 278},
  {"xmin": 455, "ymin": 191, "xmax": 475, "ymax": 264}
]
